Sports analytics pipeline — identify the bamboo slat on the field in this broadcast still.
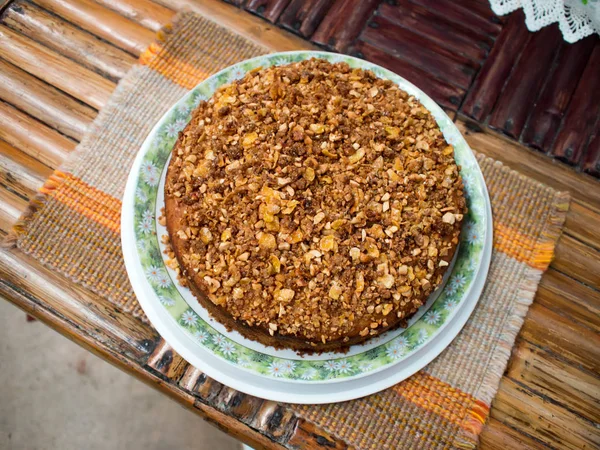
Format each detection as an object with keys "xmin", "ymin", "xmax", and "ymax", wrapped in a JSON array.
[
  {"xmin": 538, "ymin": 269, "xmax": 600, "ymax": 333},
  {"xmin": 410, "ymin": 0, "xmax": 502, "ymax": 37},
  {"xmin": 521, "ymin": 37, "xmax": 595, "ymax": 151},
  {"xmin": 0, "ymin": 58, "xmax": 95, "ymax": 140},
  {"xmin": 553, "ymin": 235, "xmax": 600, "ymax": 288},
  {"xmin": 521, "ymin": 303, "xmax": 600, "ymax": 373},
  {"xmin": 350, "ymin": 40, "xmax": 465, "ymax": 109},
  {"xmin": 564, "ymin": 201, "xmax": 600, "ymax": 250},
  {"xmin": 31, "ymin": 0, "xmax": 155, "ymax": 56},
  {"xmin": 492, "ymin": 378, "xmax": 599, "ymax": 450},
  {"xmin": 0, "ymin": 140, "xmax": 52, "ymax": 199},
  {"xmin": 550, "ymin": 43, "xmax": 600, "ymax": 165},
  {"xmin": 246, "ymin": 0, "xmax": 291, "ymax": 23},
  {"xmin": 0, "ymin": 26, "xmax": 115, "ymax": 110},
  {"xmin": 0, "ymin": 101, "xmax": 74, "ymax": 169},
  {"xmin": 507, "ymin": 341, "xmax": 599, "ymax": 423},
  {"xmin": 287, "ymin": 418, "xmax": 349, "ymax": 449},
  {"xmin": 377, "ymin": 3, "xmax": 489, "ymax": 62},
  {"xmin": 2, "ymin": 0, "xmax": 136, "ymax": 81},
  {"xmin": 0, "ymin": 185, "xmax": 28, "ymax": 235},
  {"xmin": 488, "ymin": 26, "xmax": 562, "ymax": 139},
  {"xmin": 0, "ymin": 245, "xmax": 160, "ymax": 360},
  {"xmin": 455, "ymin": 0, "xmax": 504, "ymax": 23},
  {"xmin": 461, "ymin": 12, "xmax": 531, "ymax": 121},
  {"xmin": 479, "ymin": 418, "xmax": 546, "ymax": 450},
  {"xmin": 582, "ymin": 132, "xmax": 600, "ymax": 177},
  {"xmin": 93, "ymin": 0, "xmax": 173, "ymax": 32},
  {"xmin": 362, "ymin": 15, "xmax": 476, "ymax": 90},
  {"xmin": 311, "ymin": 0, "xmax": 380, "ymax": 51},
  {"xmin": 455, "ymin": 119, "xmax": 600, "ymax": 211},
  {"xmin": 278, "ymin": 0, "xmax": 334, "ymax": 38},
  {"xmin": 146, "ymin": 339, "xmax": 189, "ymax": 381}
]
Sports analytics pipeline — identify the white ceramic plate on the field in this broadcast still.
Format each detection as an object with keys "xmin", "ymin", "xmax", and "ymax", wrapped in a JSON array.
[{"xmin": 122, "ymin": 51, "xmax": 492, "ymax": 401}]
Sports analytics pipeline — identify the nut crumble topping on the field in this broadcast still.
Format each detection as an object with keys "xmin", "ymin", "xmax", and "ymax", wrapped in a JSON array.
[{"xmin": 165, "ymin": 58, "xmax": 466, "ymax": 347}]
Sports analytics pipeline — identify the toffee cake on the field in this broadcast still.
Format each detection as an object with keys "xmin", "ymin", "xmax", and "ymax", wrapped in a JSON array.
[{"xmin": 164, "ymin": 59, "xmax": 466, "ymax": 352}]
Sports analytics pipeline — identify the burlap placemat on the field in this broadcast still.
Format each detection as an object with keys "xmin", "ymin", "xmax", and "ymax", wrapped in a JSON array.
[{"xmin": 11, "ymin": 12, "xmax": 569, "ymax": 449}]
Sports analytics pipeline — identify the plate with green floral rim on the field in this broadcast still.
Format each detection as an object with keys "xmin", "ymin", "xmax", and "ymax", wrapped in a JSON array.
[{"xmin": 122, "ymin": 51, "xmax": 491, "ymax": 388}]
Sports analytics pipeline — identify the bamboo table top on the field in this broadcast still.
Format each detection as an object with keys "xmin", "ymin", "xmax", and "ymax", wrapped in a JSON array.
[{"xmin": 0, "ymin": 1, "xmax": 598, "ymax": 449}]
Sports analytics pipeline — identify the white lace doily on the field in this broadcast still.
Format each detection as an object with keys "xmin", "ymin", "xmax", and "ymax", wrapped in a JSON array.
[{"xmin": 489, "ymin": 0, "xmax": 600, "ymax": 42}]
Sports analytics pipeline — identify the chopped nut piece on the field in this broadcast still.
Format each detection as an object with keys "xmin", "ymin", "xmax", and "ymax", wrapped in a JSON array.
[
  {"xmin": 439, "ymin": 260, "xmax": 449, "ymax": 267},
  {"xmin": 348, "ymin": 148, "xmax": 365, "ymax": 164},
  {"xmin": 275, "ymin": 288, "xmax": 295, "ymax": 302},
  {"xmin": 270, "ymin": 255, "xmax": 281, "ymax": 273},
  {"xmin": 320, "ymin": 235, "xmax": 337, "ymax": 252},
  {"xmin": 313, "ymin": 212, "xmax": 325, "ymax": 224},
  {"xmin": 242, "ymin": 132, "xmax": 258, "ymax": 149},
  {"xmin": 304, "ymin": 167, "xmax": 315, "ymax": 182},
  {"xmin": 378, "ymin": 274, "xmax": 395, "ymax": 289},
  {"xmin": 442, "ymin": 212, "xmax": 456, "ymax": 224},
  {"xmin": 258, "ymin": 232, "xmax": 277, "ymax": 249},
  {"xmin": 349, "ymin": 247, "xmax": 361, "ymax": 261},
  {"xmin": 329, "ymin": 282, "xmax": 342, "ymax": 300}
]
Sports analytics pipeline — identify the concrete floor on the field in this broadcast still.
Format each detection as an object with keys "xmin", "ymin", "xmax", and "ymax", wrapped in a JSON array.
[{"xmin": 0, "ymin": 299, "xmax": 241, "ymax": 450}]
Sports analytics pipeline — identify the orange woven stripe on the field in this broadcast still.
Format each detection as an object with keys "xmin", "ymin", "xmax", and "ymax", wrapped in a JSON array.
[
  {"xmin": 40, "ymin": 173, "xmax": 121, "ymax": 233},
  {"xmin": 493, "ymin": 222, "xmax": 547, "ymax": 269},
  {"xmin": 392, "ymin": 372, "xmax": 489, "ymax": 432},
  {"xmin": 140, "ymin": 41, "xmax": 210, "ymax": 89}
]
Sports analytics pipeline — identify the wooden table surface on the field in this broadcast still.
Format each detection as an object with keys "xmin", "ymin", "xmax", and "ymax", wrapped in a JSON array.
[{"xmin": 0, "ymin": 1, "xmax": 598, "ymax": 449}]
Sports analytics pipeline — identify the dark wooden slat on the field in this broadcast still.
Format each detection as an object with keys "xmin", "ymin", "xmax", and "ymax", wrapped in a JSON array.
[
  {"xmin": 492, "ymin": 378, "xmax": 599, "ymax": 450},
  {"xmin": 455, "ymin": 119, "xmax": 600, "ymax": 211},
  {"xmin": 0, "ymin": 59, "xmax": 95, "ymax": 141},
  {"xmin": 0, "ymin": 184, "xmax": 27, "ymax": 234},
  {"xmin": 507, "ymin": 340, "xmax": 600, "ymax": 423},
  {"xmin": 0, "ymin": 26, "xmax": 115, "ymax": 110},
  {"xmin": 0, "ymin": 140, "xmax": 52, "ymax": 199},
  {"xmin": 551, "ymin": 43, "xmax": 600, "ymax": 165},
  {"xmin": 278, "ymin": 0, "xmax": 333, "ymax": 38},
  {"xmin": 488, "ymin": 25, "xmax": 562, "ymax": 139},
  {"xmin": 521, "ymin": 303, "xmax": 600, "ymax": 374},
  {"xmin": 93, "ymin": 0, "xmax": 173, "ymax": 32},
  {"xmin": 553, "ymin": 235, "xmax": 600, "ymax": 288},
  {"xmin": 582, "ymin": 131, "xmax": 600, "ymax": 177},
  {"xmin": 0, "ymin": 101, "xmax": 74, "ymax": 169},
  {"xmin": 312, "ymin": 0, "xmax": 380, "ymax": 51},
  {"xmin": 31, "ymin": 0, "xmax": 155, "ymax": 56},
  {"xmin": 461, "ymin": 12, "xmax": 531, "ymax": 121},
  {"xmin": 410, "ymin": 0, "xmax": 502, "ymax": 37},
  {"xmin": 362, "ymin": 15, "xmax": 477, "ymax": 90},
  {"xmin": 457, "ymin": 0, "xmax": 504, "ymax": 23},
  {"xmin": 480, "ymin": 418, "xmax": 546, "ymax": 450},
  {"xmin": 350, "ymin": 40, "xmax": 465, "ymax": 109},
  {"xmin": 377, "ymin": 3, "xmax": 490, "ymax": 62},
  {"xmin": 245, "ymin": 0, "xmax": 290, "ymax": 22},
  {"xmin": 521, "ymin": 37, "xmax": 595, "ymax": 151},
  {"xmin": 2, "ymin": 0, "xmax": 136, "ymax": 81},
  {"xmin": 537, "ymin": 269, "xmax": 600, "ymax": 334}
]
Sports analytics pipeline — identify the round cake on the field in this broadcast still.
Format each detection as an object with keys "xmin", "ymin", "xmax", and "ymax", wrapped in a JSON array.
[{"xmin": 165, "ymin": 58, "xmax": 466, "ymax": 352}]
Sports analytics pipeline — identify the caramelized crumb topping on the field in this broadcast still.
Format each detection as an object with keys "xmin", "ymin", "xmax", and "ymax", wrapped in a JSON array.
[{"xmin": 166, "ymin": 58, "xmax": 465, "ymax": 344}]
